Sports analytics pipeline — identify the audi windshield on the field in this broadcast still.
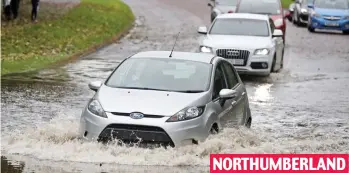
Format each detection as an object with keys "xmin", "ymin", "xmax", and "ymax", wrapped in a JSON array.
[{"xmin": 209, "ymin": 18, "xmax": 270, "ymax": 37}]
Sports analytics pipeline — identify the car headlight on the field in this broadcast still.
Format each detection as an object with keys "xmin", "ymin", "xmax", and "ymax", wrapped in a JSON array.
[
  {"xmin": 344, "ymin": 16, "xmax": 349, "ymax": 20},
  {"xmin": 254, "ymin": 48, "xmax": 270, "ymax": 55},
  {"xmin": 166, "ymin": 106, "xmax": 205, "ymax": 122},
  {"xmin": 301, "ymin": 8, "xmax": 308, "ymax": 13},
  {"xmin": 200, "ymin": 46, "xmax": 213, "ymax": 53},
  {"xmin": 311, "ymin": 11, "xmax": 321, "ymax": 18},
  {"xmin": 273, "ymin": 18, "xmax": 283, "ymax": 27},
  {"xmin": 87, "ymin": 99, "xmax": 107, "ymax": 118}
]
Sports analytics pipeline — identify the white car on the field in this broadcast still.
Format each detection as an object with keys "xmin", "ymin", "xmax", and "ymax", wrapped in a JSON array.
[{"xmin": 197, "ymin": 13, "xmax": 285, "ymax": 76}]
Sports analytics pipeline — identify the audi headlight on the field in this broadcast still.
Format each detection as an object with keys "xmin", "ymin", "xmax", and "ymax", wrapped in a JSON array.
[
  {"xmin": 88, "ymin": 99, "xmax": 107, "ymax": 118},
  {"xmin": 166, "ymin": 106, "xmax": 205, "ymax": 122},
  {"xmin": 301, "ymin": 8, "xmax": 308, "ymax": 13},
  {"xmin": 254, "ymin": 48, "xmax": 270, "ymax": 55},
  {"xmin": 273, "ymin": 18, "xmax": 283, "ymax": 27},
  {"xmin": 200, "ymin": 46, "xmax": 213, "ymax": 53}
]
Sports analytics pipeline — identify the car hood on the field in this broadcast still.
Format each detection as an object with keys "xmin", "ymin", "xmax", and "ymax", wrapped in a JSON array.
[
  {"xmin": 97, "ymin": 85, "xmax": 208, "ymax": 116},
  {"xmin": 215, "ymin": 5, "xmax": 236, "ymax": 13},
  {"xmin": 314, "ymin": 8, "xmax": 349, "ymax": 16},
  {"xmin": 202, "ymin": 35, "xmax": 272, "ymax": 49}
]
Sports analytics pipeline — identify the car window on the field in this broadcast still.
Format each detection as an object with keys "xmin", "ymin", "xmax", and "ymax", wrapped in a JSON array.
[
  {"xmin": 209, "ymin": 18, "xmax": 270, "ymax": 37},
  {"xmin": 314, "ymin": 0, "xmax": 349, "ymax": 9},
  {"xmin": 237, "ymin": 0, "xmax": 281, "ymax": 15},
  {"xmin": 269, "ymin": 18, "xmax": 275, "ymax": 34},
  {"xmin": 221, "ymin": 61, "xmax": 239, "ymax": 88},
  {"xmin": 212, "ymin": 63, "xmax": 228, "ymax": 100},
  {"xmin": 105, "ymin": 58, "xmax": 212, "ymax": 92}
]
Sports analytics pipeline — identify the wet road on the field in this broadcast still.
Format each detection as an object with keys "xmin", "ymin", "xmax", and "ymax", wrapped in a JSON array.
[{"xmin": 1, "ymin": 0, "xmax": 349, "ymax": 172}]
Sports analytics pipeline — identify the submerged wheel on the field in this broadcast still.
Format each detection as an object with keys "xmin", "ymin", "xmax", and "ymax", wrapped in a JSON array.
[
  {"xmin": 271, "ymin": 55, "xmax": 277, "ymax": 72},
  {"xmin": 210, "ymin": 123, "xmax": 219, "ymax": 134},
  {"xmin": 245, "ymin": 118, "xmax": 252, "ymax": 128},
  {"xmin": 280, "ymin": 49, "xmax": 285, "ymax": 69}
]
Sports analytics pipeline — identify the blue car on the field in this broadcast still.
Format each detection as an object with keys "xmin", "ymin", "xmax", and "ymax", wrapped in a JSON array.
[{"xmin": 307, "ymin": 0, "xmax": 349, "ymax": 34}]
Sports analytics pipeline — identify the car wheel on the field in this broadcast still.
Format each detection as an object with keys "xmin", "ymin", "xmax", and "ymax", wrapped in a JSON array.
[
  {"xmin": 271, "ymin": 55, "xmax": 277, "ymax": 72},
  {"xmin": 308, "ymin": 26, "xmax": 315, "ymax": 32},
  {"xmin": 245, "ymin": 118, "xmax": 252, "ymax": 128},
  {"xmin": 210, "ymin": 123, "xmax": 219, "ymax": 134},
  {"xmin": 287, "ymin": 14, "xmax": 292, "ymax": 22},
  {"xmin": 343, "ymin": 31, "xmax": 349, "ymax": 35},
  {"xmin": 280, "ymin": 49, "xmax": 284, "ymax": 69},
  {"xmin": 245, "ymin": 108, "xmax": 252, "ymax": 128}
]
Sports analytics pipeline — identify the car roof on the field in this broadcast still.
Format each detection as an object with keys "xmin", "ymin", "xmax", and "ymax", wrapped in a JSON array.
[
  {"xmin": 216, "ymin": 13, "xmax": 270, "ymax": 21},
  {"xmin": 130, "ymin": 51, "xmax": 216, "ymax": 64}
]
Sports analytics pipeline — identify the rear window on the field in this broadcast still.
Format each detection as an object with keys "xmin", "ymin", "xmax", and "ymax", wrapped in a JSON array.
[{"xmin": 238, "ymin": 0, "xmax": 281, "ymax": 15}]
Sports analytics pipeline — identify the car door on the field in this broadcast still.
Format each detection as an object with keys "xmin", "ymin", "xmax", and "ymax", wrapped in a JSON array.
[
  {"xmin": 221, "ymin": 61, "xmax": 246, "ymax": 126},
  {"xmin": 211, "ymin": 61, "xmax": 236, "ymax": 128},
  {"xmin": 270, "ymin": 18, "xmax": 283, "ymax": 68}
]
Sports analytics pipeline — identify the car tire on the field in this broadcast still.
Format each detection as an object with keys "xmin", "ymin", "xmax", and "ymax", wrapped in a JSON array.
[
  {"xmin": 245, "ymin": 108, "xmax": 252, "ymax": 128},
  {"xmin": 343, "ymin": 31, "xmax": 349, "ymax": 35},
  {"xmin": 271, "ymin": 55, "xmax": 277, "ymax": 73},
  {"xmin": 210, "ymin": 123, "xmax": 219, "ymax": 134},
  {"xmin": 308, "ymin": 26, "xmax": 315, "ymax": 32},
  {"xmin": 280, "ymin": 49, "xmax": 284, "ymax": 69}
]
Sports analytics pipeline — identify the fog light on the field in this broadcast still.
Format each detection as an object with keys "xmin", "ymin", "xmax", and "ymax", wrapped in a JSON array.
[{"xmin": 262, "ymin": 63, "xmax": 268, "ymax": 68}]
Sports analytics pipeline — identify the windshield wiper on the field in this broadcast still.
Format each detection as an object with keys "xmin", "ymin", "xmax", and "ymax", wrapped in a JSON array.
[
  {"xmin": 117, "ymin": 87, "xmax": 171, "ymax": 92},
  {"xmin": 175, "ymin": 90, "xmax": 205, "ymax": 93}
]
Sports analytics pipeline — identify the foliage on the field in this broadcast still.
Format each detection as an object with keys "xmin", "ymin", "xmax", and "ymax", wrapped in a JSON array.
[{"xmin": 1, "ymin": 0, "xmax": 134, "ymax": 75}]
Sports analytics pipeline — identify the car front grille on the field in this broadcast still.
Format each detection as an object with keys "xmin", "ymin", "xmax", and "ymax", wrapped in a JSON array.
[
  {"xmin": 110, "ymin": 112, "xmax": 164, "ymax": 118},
  {"xmin": 323, "ymin": 16, "xmax": 341, "ymax": 21},
  {"xmin": 98, "ymin": 124, "xmax": 175, "ymax": 147},
  {"xmin": 216, "ymin": 49, "xmax": 250, "ymax": 66}
]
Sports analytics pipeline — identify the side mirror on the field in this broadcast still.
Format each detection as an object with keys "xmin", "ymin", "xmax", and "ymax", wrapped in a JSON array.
[
  {"xmin": 272, "ymin": 29, "xmax": 283, "ymax": 37},
  {"xmin": 197, "ymin": 26, "xmax": 208, "ymax": 34},
  {"xmin": 219, "ymin": 89, "xmax": 237, "ymax": 99},
  {"xmin": 88, "ymin": 81, "xmax": 102, "ymax": 92},
  {"xmin": 307, "ymin": 3, "xmax": 314, "ymax": 9}
]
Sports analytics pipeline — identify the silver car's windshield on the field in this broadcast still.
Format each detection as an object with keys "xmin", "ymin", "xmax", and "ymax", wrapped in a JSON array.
[
  {"xmin": 238, "ymin": 0, "xmax": 281, "ymax": 15},
  {"xmin": 314, "ymin": 0, "xmax": 349, "ymax": 9},
  {"xmin": 209, "ymin": 18, "xmax": 270, "ymax": 37},
  {"xmin": 216, "ymin": 0, "xmax": 238, "ymax": 5},
  {"xmin": 105, "ymin": 58, "xmax": 212, "ymax": 93}
]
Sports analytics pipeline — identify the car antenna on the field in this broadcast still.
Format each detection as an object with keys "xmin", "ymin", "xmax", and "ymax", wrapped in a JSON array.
[{"xmin": 169, "ymin": 32, "xmax": 180, "ymax": 58}]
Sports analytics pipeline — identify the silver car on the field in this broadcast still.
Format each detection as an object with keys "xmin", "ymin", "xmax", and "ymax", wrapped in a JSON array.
[
  {"xmin": 208, "ymin": 0, "xmax": 238, "ymax": 22},
  {"xmin": 198, "ymin": 13, "xmax": 285, "ymax": 76},
  {"xmin": 79, "ymin": 51, "xmax": 252, "ymax": 147}
]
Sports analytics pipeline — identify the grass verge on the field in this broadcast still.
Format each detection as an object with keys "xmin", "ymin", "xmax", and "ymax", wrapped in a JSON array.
[
  {"xmin": 281, "ymin": 0, "xmax": 293, "ymax": 8},
  {"xmin": 1, "ymin": 0, "xmax": 134, "ymax": 76}
]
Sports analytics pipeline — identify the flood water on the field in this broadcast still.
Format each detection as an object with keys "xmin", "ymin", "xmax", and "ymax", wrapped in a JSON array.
[{"xmin": 1, "ymin": 0, "xmax": 349, "ymax": 172}]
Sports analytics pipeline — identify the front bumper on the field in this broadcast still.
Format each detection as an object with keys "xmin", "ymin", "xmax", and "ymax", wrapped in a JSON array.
[
  {"xmin": 299, "ymin": 13, "xmax": 309, "ymax": 23},
  {"xmin": 309, "ymin": 16, "xmax": 349, "ymax": 31},
  {"xmin": 203, "ymin": 48, "xmax": 274, "ymax": 76},
  {"xmin": 79, "ymin": 109, "xmax": 210, "ymax": 147},
  {"xmin": 234, "ymin": 55, "xmax": 274, "ymax": 76}
]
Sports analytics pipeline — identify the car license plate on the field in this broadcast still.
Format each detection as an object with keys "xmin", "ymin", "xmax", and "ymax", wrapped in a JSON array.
[
  {"xmin": 230, "ymin": 59, "xmax": 244, "ymax": 65},
  {"xmin": 325, "ymin": 22, "xmax": 339, "ymax": 26}
]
